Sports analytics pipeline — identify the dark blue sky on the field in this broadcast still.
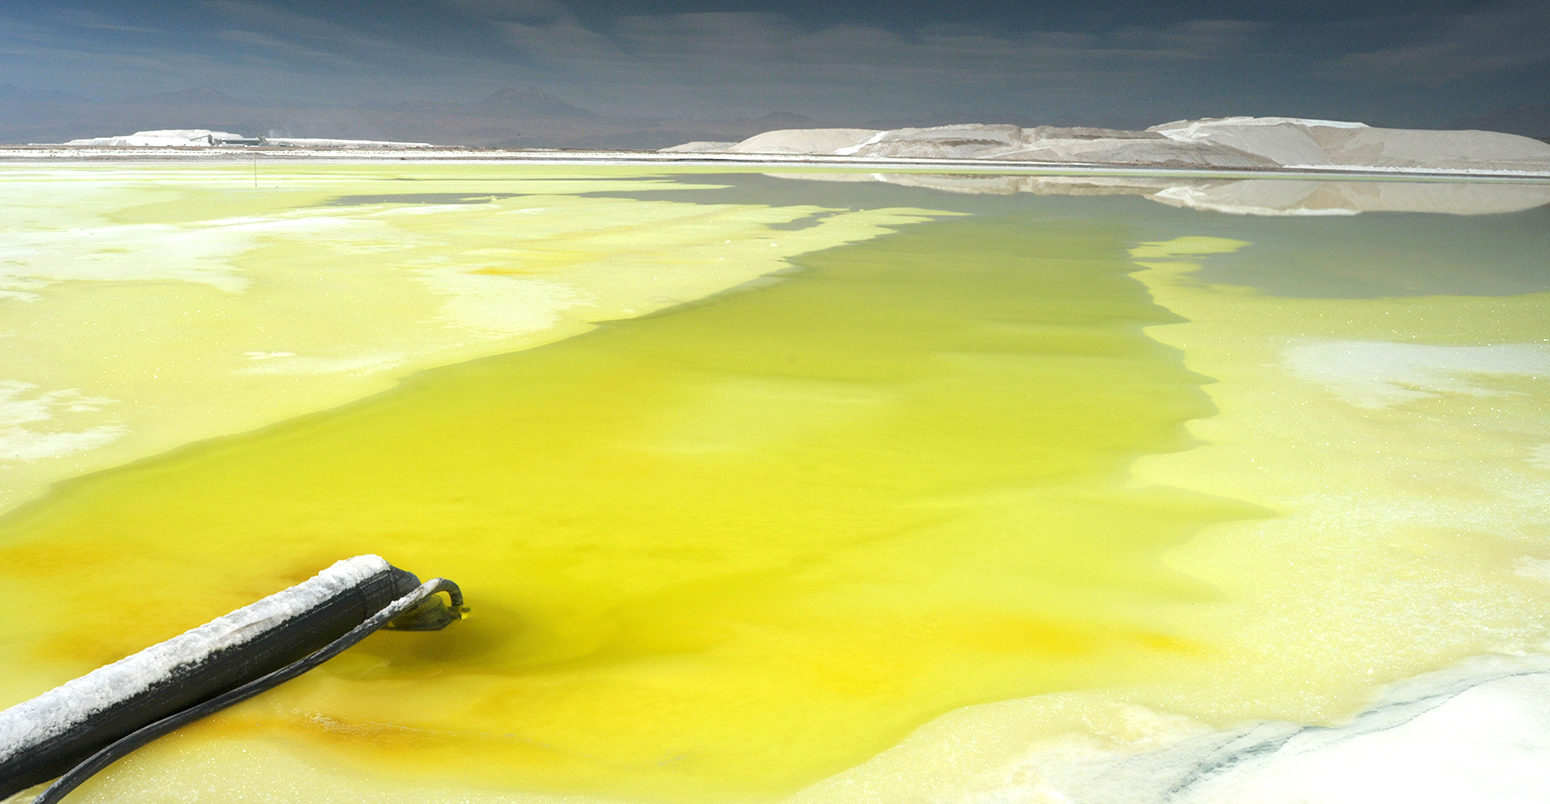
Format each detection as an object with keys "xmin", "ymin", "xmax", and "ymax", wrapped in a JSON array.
[{"xmin": 2, "ymin": 0, "xmax": 1545, "ymax": 127}]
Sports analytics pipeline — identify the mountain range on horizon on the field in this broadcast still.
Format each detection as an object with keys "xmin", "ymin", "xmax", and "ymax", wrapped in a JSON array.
[
  {"xmin": 0, "ymin": 83, "xmax": 841, "ymax": 148},
  {"xmin": 2, "ymin": 83, "xmax": 1546, "ymax": 150}
]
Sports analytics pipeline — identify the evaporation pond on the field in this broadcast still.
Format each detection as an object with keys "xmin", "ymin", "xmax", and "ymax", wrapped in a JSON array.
[{"xmin": 1, "ymin": 165, "xmax": 1546, "ymax": 802}]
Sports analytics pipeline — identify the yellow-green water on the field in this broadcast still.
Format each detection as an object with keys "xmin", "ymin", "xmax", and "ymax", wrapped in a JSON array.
[
  {"xmin": 1, "ymin": 166, "xmax": 1547, "ymax": 802},
  {"xmin": 0, "ymin": 164, "xmax": 939, "ymax": 513}
]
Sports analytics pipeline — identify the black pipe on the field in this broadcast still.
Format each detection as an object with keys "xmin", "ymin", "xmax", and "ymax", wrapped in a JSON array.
[{"xmin": 0, "ymin": 556, "xmax": 461, "ymax": 800}]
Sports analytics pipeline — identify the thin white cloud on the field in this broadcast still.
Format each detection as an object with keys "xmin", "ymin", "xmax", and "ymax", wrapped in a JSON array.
[
  {"xmin": 472, "ymin": 9, "xmax": 1262, "ymax": 116},
  {"xmin": 0, "ymin": 4, "xmax": 1282, "ymax": 120},
  {"xmin": 444, "ymin": 0, "xmax": 570, "ymax": 25},
  {"xmin": 615, "ymin": 12, "xmax": 799, "ymax": 62},
  {"xmin": 53, "ymin": 9, "xmax": 163, "ymax": 35},
  {"xmin": 1112, "ymin": 19, "xmax": 1269, "ymax": 59},
  {"xmin": 202, "ymin": 0, "xmax": 405, "ymax": 53},
  {"xmin": 1331, "ymin": 1, "xmax": 1548, "ymax": 85},
  {"xmin": 0, "ymin": 1, "xmax": 541, "ymax": 101},
  {"xmin": 214, "ymin": 29, "xmax": 373, "ymax": 70},
  {"xmin": 8, "ymin": 1, "xmax": 1543, "ymax": 127}
]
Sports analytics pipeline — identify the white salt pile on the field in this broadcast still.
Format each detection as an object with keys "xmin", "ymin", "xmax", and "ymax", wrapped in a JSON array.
[{"xmin": 674, "ymin": 117, "xmax": 1550, "ymax": 175}]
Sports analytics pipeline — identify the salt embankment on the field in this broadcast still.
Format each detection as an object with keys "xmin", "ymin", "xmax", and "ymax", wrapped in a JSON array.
[
  {"xmin": 666, "ymin": 117, "xmax": 1550, "ymax": 176},
  {"xmin": 65, "ymin": 129, "xmax": 260, "ymax": 147},
  {"xmin": 63, "ymin": 129, "xmax": 433, "ymax": 149}
]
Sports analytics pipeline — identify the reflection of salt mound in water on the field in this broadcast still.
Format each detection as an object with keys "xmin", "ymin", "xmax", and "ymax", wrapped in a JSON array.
[
  {"xmin": 1147, "ymin": 178, "xmax": 1550, "ymax": 216},
  {"xmin": 1150, "ymin": 179, "xmax": 1362, "ymax": 216},
  {"xmin": 767, "ymin": 171, "xmax": 1550, "ymax": 215}
]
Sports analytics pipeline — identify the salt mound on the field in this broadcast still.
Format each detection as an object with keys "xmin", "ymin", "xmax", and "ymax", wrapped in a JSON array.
[
  {"xmin": 65, "ymin": 129, "xmax": 258, "ymax": 147},
  {"xmin": 1322, "ymin": 126, "xmax": 1550, "ymax": 171},
  {"xmin": 59, "ymin": 130, "xmax": 434, "ymax": 149},
  {"xmin": 661, "ymin": 140, "xmax": 739, "ymax": 153},
  {"xmin": 847, "ymin": 124, "xmax": 1024, "ymax": 159},
  {"xmin": 1151, "ymin": 116, "xmax": 1550, "ymax": 172},
  {"xmin": 673, "ymin": 117, "xmax": 1550, "ymax": 175},
  {"xmin": 1150, "ymin": 117, "xmax": 1336, "ymax": 166},
  {"xmin": 724, "ymin": 128, "xmax": 879, "ymax": 155},
  {"xmin": 717, "ymin": 123, "xmax": 1276, "ymax": 167},
  {"xmin": 261, "ymin": 137, "xmax": 433, "ymax": 148}
]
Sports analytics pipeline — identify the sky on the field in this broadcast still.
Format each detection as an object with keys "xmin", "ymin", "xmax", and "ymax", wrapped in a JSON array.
[{"xmin": 1, "ymin": 0, "xmax": 1546, "ymax": 128}]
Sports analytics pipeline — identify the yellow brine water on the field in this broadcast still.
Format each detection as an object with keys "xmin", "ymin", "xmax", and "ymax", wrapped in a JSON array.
[{"xmin": 0, "ymin": 165, "xmax": 1545, "ymax": 802}]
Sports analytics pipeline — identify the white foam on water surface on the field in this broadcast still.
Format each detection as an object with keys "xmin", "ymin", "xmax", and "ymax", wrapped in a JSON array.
[
  {"xmin": 413, "ymin": 270, "xmax": 589, "ymax": 336},
  {"xmin": 0, "ymin": 381, "xmax": 124, "ymax": 462},
  {"xmin": 1284, "ymin": 340, "xmax": 1550, "ymax": 409}
]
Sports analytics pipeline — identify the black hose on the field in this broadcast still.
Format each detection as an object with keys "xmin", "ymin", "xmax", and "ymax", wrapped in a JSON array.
[{"xmin": 31, "ymin": 578, "xmax": 463, "ymax": 804}]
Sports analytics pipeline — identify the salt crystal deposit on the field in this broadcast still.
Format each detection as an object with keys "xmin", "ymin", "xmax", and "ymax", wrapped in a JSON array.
[{"xmin": 679, "ymin": 117, "xmax": 1550, "ymax": 175}]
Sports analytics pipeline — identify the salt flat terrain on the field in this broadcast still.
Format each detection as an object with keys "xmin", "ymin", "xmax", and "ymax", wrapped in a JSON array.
[{"xmin": 0, "ymin": 162, "xmax": 1546, "ymax": 803}]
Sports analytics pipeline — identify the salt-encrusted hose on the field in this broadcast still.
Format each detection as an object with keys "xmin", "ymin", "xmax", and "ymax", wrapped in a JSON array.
[
  {"xmin": 32, "ymin": 576, "xmax": 462, "ymax": 803},
  {"xmin": 0, "ymin": 556, "xmax": 463, "ymax": 802}
]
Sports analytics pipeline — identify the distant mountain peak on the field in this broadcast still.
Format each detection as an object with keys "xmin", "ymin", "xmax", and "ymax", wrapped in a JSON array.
[
  {"xmin": 139, "ymin": 86, "xmax": 238, "ymax": 105},
  {"xmin": 482, "ymin": 87, "xmax": 555, "ymax": 104},
  {"xmin": 477, "ymin": 87, "xmax": 594, "ymax": 117},
  {"xmin": 0, "ymin": 84, "xmax": 84, "ymax": 103},
  {"xmin": 751, "ymin": 111, "xmax": 816, "ymax": 124}
]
